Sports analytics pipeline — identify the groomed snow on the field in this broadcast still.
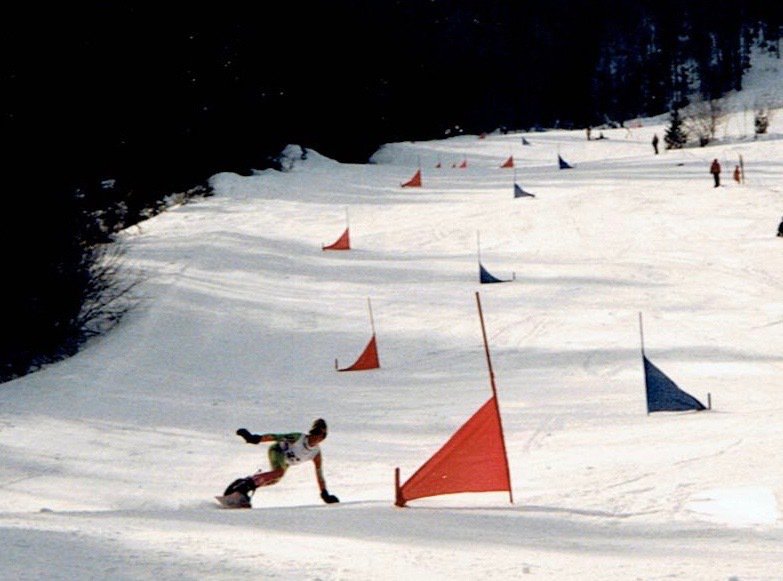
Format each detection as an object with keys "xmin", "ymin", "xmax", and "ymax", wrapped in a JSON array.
[{"xmin": 1, "ymin": 61, "xmax": 782, "ymax": 579}]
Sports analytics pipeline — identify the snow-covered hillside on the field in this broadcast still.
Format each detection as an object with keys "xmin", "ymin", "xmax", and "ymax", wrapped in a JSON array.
[{"xmin": 1, "ymin": 69, "xmax": 782, "ymax": 578}]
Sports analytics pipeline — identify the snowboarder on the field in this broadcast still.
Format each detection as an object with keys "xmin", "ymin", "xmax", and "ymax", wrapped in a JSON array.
[
  {"xmin": 220, "ymin": 418, "xmax": 339, "ymax": 508},
  {"xmin": 652, "ymin": 133, "xmax": 659, "ymax": 155},
  {"xmin": 710, "ymin": 159, "xmax": 721, "ymax": 188}
]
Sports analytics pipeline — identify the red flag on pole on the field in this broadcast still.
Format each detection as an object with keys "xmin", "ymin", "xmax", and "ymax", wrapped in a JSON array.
[
  {"xmin": 395, "ymin": 292, "xmax": 513, "ymax": 507},
  {"xmin": 500, "ymin": 156, "xmax": 514, "ymax": 168},
  {"xmin": 337, "ymin": 335, "xmax": 380, "ymax": 372},
  {"xmin": 401, "ymin": 169, "xmax": 422, "ymax": 188},
  {"xmin": 322, "ymin": 227, "xmax": 350, "ymax": 250},
  {"xmin": 395, "ymin": 396, "xmax": 511, "ymax": 506}
]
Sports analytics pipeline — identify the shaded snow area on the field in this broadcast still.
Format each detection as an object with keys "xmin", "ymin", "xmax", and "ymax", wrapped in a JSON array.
[{"xmin": 2, "ymin": 74, "xmax": 783, "ymax": 578}]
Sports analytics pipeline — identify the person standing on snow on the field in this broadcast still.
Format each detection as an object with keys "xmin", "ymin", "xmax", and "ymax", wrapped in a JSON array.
[
  {"xmin": 222, "ymin": 418, "xmax": 339, "ymax": 507},
  {"xmin": 710, "ymin": 159, "xmax": 721, "ymax": 187},
  {"xmin": 652, "ymin": 133, "xmax": 659, "ymax": 155}
]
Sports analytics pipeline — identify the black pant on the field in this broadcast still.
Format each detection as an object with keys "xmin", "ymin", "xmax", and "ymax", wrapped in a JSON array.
[{"xmin": 713, "ymin": 174, "xmax": 720, "ymax": 187}]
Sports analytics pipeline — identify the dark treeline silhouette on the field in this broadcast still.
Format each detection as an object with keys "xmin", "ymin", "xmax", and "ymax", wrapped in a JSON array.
[{"xmin": 1, "ymin": 2, "xmax": 781, "ymax": 381}]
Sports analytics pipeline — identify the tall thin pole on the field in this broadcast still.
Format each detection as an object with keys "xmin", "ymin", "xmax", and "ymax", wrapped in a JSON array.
[
  {"xmin": 477, "ymin": 231, "xmax": 482, "ymax": 264},
  {"xmin": 475, "ymin": 292, "xmax": 513, "ymax": 504},
  {"xmin": 345, "ymin": 207, "xmax": 350, "ymax": 229},
  {"xmin": 367, "ymin": 297, "xmax": 376, "ymax": 336},
  {"xmin": 638, "ymin": 312, "xmax": 646, "ymax": 356},
  {"xmin": 639, "ymin": 312, "xmax": 649, "ymax": 415},
  {"xmin": 476, "ymin": 292, "xmax": 497, "ymax": 399},
  {"xmin": 739, "ymin": 154, "xmax": 745, "ymax": 184}
]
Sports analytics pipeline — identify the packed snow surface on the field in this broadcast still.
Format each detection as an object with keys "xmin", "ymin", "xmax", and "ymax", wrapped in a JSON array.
[{"xmin": 2, "ymin": 65, "xmax": 782, "ymax": 579}]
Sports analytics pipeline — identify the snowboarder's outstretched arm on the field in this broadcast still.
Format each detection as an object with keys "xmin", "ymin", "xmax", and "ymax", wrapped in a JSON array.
[
  {"xmin": 236, "ymin": 429, "xmax": 300, "ymax": 445},
  {"xmin": 314, "ymin": 452, "xmax": 339, "ymax": 504}
]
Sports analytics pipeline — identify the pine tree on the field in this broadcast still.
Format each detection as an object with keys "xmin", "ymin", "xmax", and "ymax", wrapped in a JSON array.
[{"xmin": 664, "ymin": 109, "xmax": 688, "ymax": 149}]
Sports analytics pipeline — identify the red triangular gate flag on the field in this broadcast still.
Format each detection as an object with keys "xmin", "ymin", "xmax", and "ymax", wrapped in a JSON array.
[
  {"xmin": 458, "ymin": 158, "xmax": 467, "ymax": 169},
  {"xmin": 395, "ymin": 396, "xmax": 511, "ymax": 506},
  {"xmin": 500, "ymin": 156, "xmax": 514, "ymax": 168},
  {"xmin": 337, "ymin": 334, "xmax": 380, "ymax": 372},
  {"xmin": 401, "ymin": 169, "xmax": 422, "ymax": 188},
  {"xmin": 322, "ymin": 227, "xmax": 350, "ymax": 250}
]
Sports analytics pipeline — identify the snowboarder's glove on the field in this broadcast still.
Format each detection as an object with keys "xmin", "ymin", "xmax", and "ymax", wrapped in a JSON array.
[
  {"xmin": 236, "ymin": 428, "xmax": 262, "ymax": 444},
  {"xmin": 320, "ymin": 490, "xmax": 340, "ymax": 504}
]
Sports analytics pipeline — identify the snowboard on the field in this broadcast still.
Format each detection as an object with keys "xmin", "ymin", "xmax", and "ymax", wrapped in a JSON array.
[{"xmin": 215, "ymin": 491, "xmax": 252, "ymax": 509}]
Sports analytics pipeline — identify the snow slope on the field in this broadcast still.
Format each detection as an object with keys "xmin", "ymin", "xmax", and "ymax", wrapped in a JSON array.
[{"xmin": 1, "ymin": 76, "xmax": 783, "ymax": 578}]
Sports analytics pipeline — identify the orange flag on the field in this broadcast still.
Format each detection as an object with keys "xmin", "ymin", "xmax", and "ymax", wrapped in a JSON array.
[
  {"xmin": 500, "ymin": 156, "xmax": 514, "ymax": 168},
  {"xmin": 401, "ymin": 169, "xmax": 422, "ymax": 188},
  {"xmin": 322, "ymin": 228, "xmax": 350, "ymax": 251},
  {"xmin": 337, "ymin": 335, "xmax": 380, "ymax": 372},
  {"xmin": 396, "ymin": 396, "xmax": 511, "ymax": 506}
]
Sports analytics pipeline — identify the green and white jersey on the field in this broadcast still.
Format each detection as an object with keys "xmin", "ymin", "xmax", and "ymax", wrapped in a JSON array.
[{"xmin": 275, "ymin": 433, "xmax": 321, "ymax": 465}]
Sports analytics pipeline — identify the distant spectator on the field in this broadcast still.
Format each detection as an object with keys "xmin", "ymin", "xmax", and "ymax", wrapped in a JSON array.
[
  {"xmin": 652, "ymin": 133, "xmax": 659, "ymax": 155},
  {"xmin": 586, "ymin": 126, "xmax": 592, "ymax": 141},
  {"xmin": 733, "ymin": 165, "xmax": 741, "ymax": 183},
  {"xmin": 710, "ymin": 159, "xmax": 721, "ymax": 188}
]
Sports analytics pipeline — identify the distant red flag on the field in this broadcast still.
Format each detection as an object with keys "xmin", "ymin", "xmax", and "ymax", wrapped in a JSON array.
[
  {"xmin": 322, "ymin": 227, "xmax": 350, "ymax": 251},
  {"xmin": 395, "ymin": 396, "xmax": 511, "ymax": 506},
  {"xmin": 401, "ymin": 170, "xmax": 422, "ymax": 188},
  {"xmin": 500, "ymin": 156, "xmax": 514, "ymax": 168},
  {"xmin": 337, "ymin": 335, "xmax": 380, "ymax": 372},
  {"xmin": 458, "ymin": 159, "xmax": 467, "ymax": 169}
]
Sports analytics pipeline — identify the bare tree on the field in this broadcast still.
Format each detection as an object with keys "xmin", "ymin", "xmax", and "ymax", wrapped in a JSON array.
[
  {"xmin": 683, "ymin": 97, "xmax": 727, "ymax": 147},
  {"xmin": 77, "ymin": 242, "xmax": 142, "ymax": 340}
]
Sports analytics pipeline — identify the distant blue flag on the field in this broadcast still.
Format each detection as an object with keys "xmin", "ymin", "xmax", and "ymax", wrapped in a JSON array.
[
  {"xmin": 514, "ymin": 183, "xmax": 535, "ymax": 198},
  {"xmin": 558, "ymin": 155, "xmax": 573, "ymax": 169},
  {"xmin": 479, "ymin": 263, "xmax": 509, "ymax": 284},
  {"xmin": 522, "ymin": 137, "xmax": 531, "ymax": 146},
  {"xmin": 644, "ymin": 355, "xmax": 706, "ymax": 413}
]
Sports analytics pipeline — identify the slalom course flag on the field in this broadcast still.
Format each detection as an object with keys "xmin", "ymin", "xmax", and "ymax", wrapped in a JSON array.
[
  {"xmin": 512, "ymin": 169, "xmax": 535, "ymax": 198},
  {"xmin": 458, "ymin": 158, "xmax": 467, "ymax": 169},
  {"xmin": 401, "ymin": 169, "xmax": 422, "ymax": 188},
  {"xmin": 500, "ymin": 155, "xmax": 514, "ymax": 169},
  {"xmin": 522, "ymin": 137, "xmax": 532, "ymax": 146},
  {"xmin": 558, "ymin": 155, "xmax": 573, "ymax": 169},
  {"xmin": 336, "ymin": 299, "xmax": 380, "ymax": 372},
  {"xmin": 322, "ymin": 228, "xmax": 350, "ymax": 250},
  {"xmin": 639, "ymin": 313, "xmax": 709, "ymax": 413},
  {"xmin": 477, "ymin": 232, "xmax": 514, "ymax": 284},
  {"xmin": 395, "ymin": 292, "xmax": 513, "ymax": 507},
  {"xmin": 513, "ymin": 181, "xmax": 535, "ymax": 199},
  {"xmin": 323, "ymin": 209, "xmax": 351, "ymax": 250}
]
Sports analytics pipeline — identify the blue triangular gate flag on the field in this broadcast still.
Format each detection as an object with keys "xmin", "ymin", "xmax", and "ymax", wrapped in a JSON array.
[
  {"xmin": 644, "ymin": 355, "xmax": 706, "ymax": 413},
  {"xmin": 479, "ymin": 263, "xmax": 509, "ymax": 284},
  {"xmin": 558, "ymin": 155, "xmax": 573, "ymax": 169},
  {"xmin": 514, "ymin": 183, "xmax": 535, "ymax": 198},
  {"xmin": 522, "ymin": 137, "xmax": 531, "ymax": 146}
]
